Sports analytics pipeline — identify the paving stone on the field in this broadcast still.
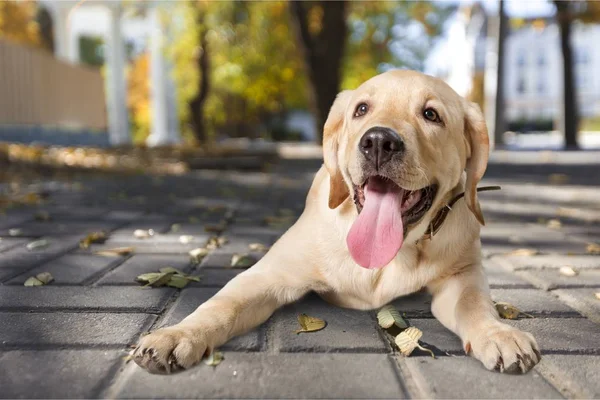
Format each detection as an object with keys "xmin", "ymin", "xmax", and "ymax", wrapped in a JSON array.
[
  {"xmin": 392, "ymin": 291, "xmax": 432, "ymax": 317},
  {"xmin": 552, "ymin": 288, "xmax": 600, "ymax": 323},
  {"xmin": 401, "ymin": 355, "xmax": 561, "ymax": 399},
  {"xmin": 199, "ymin": 251, "xmax": 264, "ymax": 269},
  {"xmin": 0, "ymin": 268, "xmax": 21, "ymax": 282},
  {"xmin": 409, "ymin": 318, "xmax": 600, "ymax": 354},
  {"xmin": 112, "ymin": 353, "xmax": 405, "ymax": 399},
  {"xmin": 534, "ymin": 355, "xmax": 600, "ymax": 399},
  {"xmin": 517, "ymin": 268, "xmax": 600, "ymax": 290},
  {"xmin": 272, "ymin": 294, "xmax": 388, "ymax": 353},
  {"xmin": 86, "ymin": 239, "xmax": 207, "ymax": 254},
  {"xmin": 107, "ymin": 217, "xmax": 178, "ymax": 239},
  {"xmin": 0, "ymin": 237, "xmax": 29, "ymax": 253},
  {"xmin": 0, "ymin": 349, "xmax": 124, "ymax": 398},
  {"xmin": 0, "ymin": 287, "xmax": 173, "ymax": 312},
  {"xmin": 7, "ymin": 254, "xmax": 125, "ymax": 285},
  {"xmin": 159, "ymin": 288, "xmax": 262, "ymax": 351},
  {"xmin": 190, "ymin": 268, "xmax": 241, "ymax": 288},
  {"xmin": 0, "ymin": 313, "xmax": 155, "ymax": 347},
  {"xmin": 490, "ymin": 288, "xmax": 581, "ymax": 316},
  {"xmin": 0, "ymin": 220, "xmax": 121, "ymax": 237},
  {"xmin": 0, "ymin": 213, "xmax": 32, "ymax": 231},
  {"xmin": 483, "ymin": 259, "xmax": 534, "ymax": 288},
  {"xmin": 95, "ymin": 254, "xmax": 191, "ymax": 285},
  {"xmin": 493, "ymin": 255, "xmax": 600, "ymax": 271}
]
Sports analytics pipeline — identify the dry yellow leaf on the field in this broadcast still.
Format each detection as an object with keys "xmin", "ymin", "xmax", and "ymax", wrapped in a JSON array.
[
  {"xmin": 586, "ymin": 243, "xmax": 600, "ymax": 255},
  {"xmin": 395, "ymin": 326, "xmax": 435, "ymax": 358},
  {"xmin": 26, "ymin": 239, "xmax": 49, "ymax": 251},
  {"xmin": 377, "ymin": 305, "xmax": 408, "ymax": 329},
  {"xmin": 559, "ymin": 266, "xmax": 578, "ymax": 277},
  {"xmin": 495, "ymin": 301, "xmax": 533, "ymax": 319},
  {"xmin": 248, "ymin": 243, "xmax": 270, "ymax": 252},
  {"xmin": 548, "ymin": 173, "xmax": 569, "ymax": 185},
  {"xmin": 231, "ymin": 253, "xmax": 257, "ymax": 268},
  {"xmin": 179, "ymin": 235, "xmax": 194, "ymax": 244},
  {"xmin": 94, "ymin": 247, "xmax": 134, "ymax": 257},
  {"xmin": 295, "ymin": 314, "xmax": 326, "ymax": 334},
  {"xmin": 546, "ymin": 219, "xmax": 562, "ymax": 230},
  {"xmin": 189, "ymin": 247, "xmax": 209, "ymax": 264},
  {"xmin": 133, "ymin": 229, "xmax": 154, "ymax": 239},
  {"xmin": 80, "ymin": 231, "xmax": 108, "ymax": 249},
  {"xmin": 506, "ymin": 248, "xmax": 539, "ymax": 257},
  {"xmin": 203, "ymin": 350, "xmax": 224, "ymax": 366},
  {"xmin": 24, "ymin": 272, "xmax": 54, "ymax": 286}
]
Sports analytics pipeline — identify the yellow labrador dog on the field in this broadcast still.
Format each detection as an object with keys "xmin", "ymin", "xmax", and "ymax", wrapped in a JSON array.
[{"xmin": 134, "ymin": 70, "xmax": 540, "ymax": 375}]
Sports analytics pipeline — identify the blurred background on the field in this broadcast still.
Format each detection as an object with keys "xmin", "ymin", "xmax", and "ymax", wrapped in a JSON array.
[{"xmin": 1, "ymin": 0, "xmax": 599, "ymax": 159}]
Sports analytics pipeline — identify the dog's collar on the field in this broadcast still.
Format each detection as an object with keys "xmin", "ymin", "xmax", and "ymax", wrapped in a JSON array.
[{"xmin": 421, "ymin": 185, "xmax": 501, "ymax": 240}]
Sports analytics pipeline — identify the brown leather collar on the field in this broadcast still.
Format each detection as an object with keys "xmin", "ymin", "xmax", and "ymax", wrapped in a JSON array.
[{"xmin": 421, "ymin": 185, "xmax": 501, "ymax": 240}]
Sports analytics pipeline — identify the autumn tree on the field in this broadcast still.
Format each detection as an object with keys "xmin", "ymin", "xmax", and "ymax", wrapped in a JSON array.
[{"xmin": 0, "ymin": 0, "xmax": 40, "ymax": 47}]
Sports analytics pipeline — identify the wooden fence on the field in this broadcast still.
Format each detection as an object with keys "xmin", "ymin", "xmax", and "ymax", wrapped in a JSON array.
[{"xmin": 0, "ymin": 39, "xmax": 107, "ymax": 130}]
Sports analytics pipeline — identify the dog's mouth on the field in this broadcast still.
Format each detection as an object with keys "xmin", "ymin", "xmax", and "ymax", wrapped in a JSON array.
[{"xmin": 347, "ymin": 175, "xmax": 437, "ymax": 270}]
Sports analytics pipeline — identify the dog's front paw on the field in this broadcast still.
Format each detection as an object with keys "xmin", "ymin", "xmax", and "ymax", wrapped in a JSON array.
[
  {"xmin": 133, "ymin": 326, "xmax": 208, "ymax": 374},
  {"xmin": 466, "ymin": 323, "xmax": 541, "ymax": 374}
]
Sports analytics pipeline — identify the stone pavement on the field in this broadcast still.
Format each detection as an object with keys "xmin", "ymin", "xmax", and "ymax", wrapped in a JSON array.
[{"xmin": 0, "ymin": 153, "xmax": 599, "ymax": 399}]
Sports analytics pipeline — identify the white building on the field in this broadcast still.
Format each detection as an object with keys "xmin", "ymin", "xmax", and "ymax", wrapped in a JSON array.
[{"xmin": 441, "ymin": 4, "xmax": 600, "ymax": 127}]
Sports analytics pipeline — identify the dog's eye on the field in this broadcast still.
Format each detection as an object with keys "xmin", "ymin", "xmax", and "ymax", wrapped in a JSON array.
[
  {"xmin": 354, "ymin": 103, "xmax": 368, "ymax": 118},
  {"xmin": 423, "ymin": 108, "xmax": 441, "ymax": 123}
]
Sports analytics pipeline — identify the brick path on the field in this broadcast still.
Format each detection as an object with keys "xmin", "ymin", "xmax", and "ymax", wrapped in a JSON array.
[{"xmin": 0, "ymin": 154, "xmax": 599, "ymax": 399}]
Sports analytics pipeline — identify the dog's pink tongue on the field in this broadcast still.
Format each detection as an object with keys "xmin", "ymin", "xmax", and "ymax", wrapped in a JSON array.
[{"xmin": 347, "ymin": 179, "xmax": 404, "ymax": 269}]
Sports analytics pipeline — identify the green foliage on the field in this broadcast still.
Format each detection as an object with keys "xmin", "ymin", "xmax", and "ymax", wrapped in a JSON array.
[{"xmin": 79, "ymin": 36, "xmax": 105, "ymax": 67}]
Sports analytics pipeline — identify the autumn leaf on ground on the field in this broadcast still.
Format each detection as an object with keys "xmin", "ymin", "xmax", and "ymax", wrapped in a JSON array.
[
  {"xmin": 586, "ymin": 243, "xmax": 600, "ymax": 255},
  {"xmin": 189, "ymin": 247, "xmax": 209, "ymax": 264},
  {"xmin": 295, "ymin": 314, "xmax": 326, "ymax": 334},
  {"xmin": 546, "ymin": 219, "xmax": 562, "ymax": 230},
  {"xmin": 179, "ymin": 235, "xmax": 194, "ymax": 244},
  {"xmin": 133, "ymin": 229, "xmax": 155, "ymax": 239},
  {"xmin": 24, "ymin": 272, "xmax": 54, "ymax": 286},
  {"xmin": 231, "ymin": 253, "xmax": 257, "ymax": 268},
  {"xmin": 206, "ymin": 236, "xmax": 228, "ymax": 250},
  {"xmin": 203, "ymin": 350, "xmax": 224, "ymax": 366},
  {"xmin": 136, "ymin": 271, "xmax": 175, "ymax": 288},
  {"xmin": 94, "ymin": 247, "xmax": 134, "ymax": 257},
  {"xmin": 26, "ymin": 239, "xmax": 49, "ymax": 250},
  {"xmin": 559, "ymin": 266, "xmax": 578, "ymax": 277},
  {"xmin": 494, "ymin": 301, "xmax": 533, "ymax": 319},
  {"xmin": 8, "ymin": 228, "xmax": 22, "ymax": 236},
  {"xmin": 80, "ymin": 231, "xmax": 108, "ymax": 249},
  {"xmin": 170, "ymin": 224, "xmax": 181, "ymax": 233},
  {"xmin": 506, "ymin": 248, "xmax": 539, "ymax": 257},
  {"xmin": 136, "ymin": 268, "xmax": 200, "ymax": 289},
  {"xmin": 248, "ymin": 243, "xmax": 270, "ymax": 252},
  {"xmin": 377, "ymin": 305, "xmax": 408, "ymax": 329},
  {"xmin": 395, "ymin": 326, "xmax": 435, "ymax": 358},
  {"xmin": 548, "ymin": 173, "xmax": 569, "ymax": 185}
]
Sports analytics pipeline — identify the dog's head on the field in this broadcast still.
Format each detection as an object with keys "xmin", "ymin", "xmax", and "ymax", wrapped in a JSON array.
[{"xmin": 323, "ymin": 70, "xmax": 489, "ymax": 269}]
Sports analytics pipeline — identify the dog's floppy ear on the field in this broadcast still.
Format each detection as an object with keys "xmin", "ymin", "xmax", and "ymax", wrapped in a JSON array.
[
  {"xmin": 463, "ymin": 102, "xmax": 490, "ymax": 225},
  {"xmin": 323, "ymin": 90, "xmax": 353, "ymax": 209}
]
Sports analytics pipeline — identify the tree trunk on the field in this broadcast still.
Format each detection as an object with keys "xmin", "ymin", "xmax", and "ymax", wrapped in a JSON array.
[
  {"xmin": 555, "ymin": 1, "xmax": 579, "ymax": 149},
  {"xmin": 189, "ymin": 10, "xmax": 210, "ymax": 144},
  {"xmin": 289, "ymin": 1, "xmax": 348, "ymax": 143},
  {"xmin": 36, "ymin": 5, "xmax": 54, "ymax": 52},
  {"xmin": 493, "ymin": 0, "xmax": 507, "ymax": 147}
]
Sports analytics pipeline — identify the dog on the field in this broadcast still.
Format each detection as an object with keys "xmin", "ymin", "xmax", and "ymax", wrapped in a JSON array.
[{"xmin": 133, "ymin": 70, "xmax": 541, "ymax": 375}]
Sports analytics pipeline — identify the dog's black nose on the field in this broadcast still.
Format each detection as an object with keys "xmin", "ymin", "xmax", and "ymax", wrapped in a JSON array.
[{"xmin": 359, "ymin": 127, "xmax": 404, "ymax": 170}]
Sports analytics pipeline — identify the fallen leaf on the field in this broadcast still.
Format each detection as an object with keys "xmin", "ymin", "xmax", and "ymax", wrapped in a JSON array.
[
  {"xmin": 248, "ymin": 243, "xmax": 269, "ymax": 252},
  {"xmin": 34, "ymin": 211, "xmax": 51, "ymax": 221},
  {"xmin": 586, "ymin": 243, "xmax": 600, "ymax": 255},
  {"xmin": 395, "ymin": 326, "xmax": 435, "ymax": 358},
  {"xmin": 506, "ymin": 248, "xmax": 539, "ymax": 257},
  {"xmin": 166, "ymin": 274, "xmax": 192, "ymax": 289},
  {"xmin": 123, "ymin": 354, "xmax": 133, "ymax": 364},
  {"xmin": 189, "ymin": 247, "xmax": 209, "ymax": 264},
  {"xmin": 546, "ymin": 219, "xmax": 562, "ymax": 230},
  {"xmin": 179, "ymin": 235, "xmax": 194, "ymax": 244},
  {"xmin": 203, "ymin": 350, "xmax": 224, "ymax": 366},
  {"xmin": 377, "ymin": 305, "xmax": 408, "ymax": 329},
  {"xmin": 205, "ymin": 222, "xmax": 227, "ymax": 233},
  {"xmin": 159, "ymin": 267, "xmax": 186, "ymax": 275},
  {"xmin": 94, "ymin": 247, "xmax": 134, "ymax": 257},
  {"xmin": 548, "ymin": 173, "xmax": 569, "ymax": 185},
  {"xmin": 231, "ymin": 253, "xmax": 257, "ymax": 268},
  {"xmin": 295, "ymin": 313, "xmax": 326, "ymax": 334},
  {"xmin": 206, "ymin": 236, "xmax": 227, "ymax": 250},
  {"xmin": 170, "ymin": 223, "xmax": 181, "ymax": 233},
  {"xmin": 495, "ymin": 301, "xmax": 533, "ymax": 319},
  {"xmin": 135, "ymin": 272, "xmax": 162, "ymax": 284},
  {"xmin": 133, "ymin": 229, "xmax": 154, "ymax": 239},
  {"xmin": 8, "ymin": 228, "xmax": 22, "ymax": 236},
  {"xmin": 26, "ymin": 239, "xmax": 48, "ymax": 250},
  {"xmin": 559, "ymin": 266, "xmax": 578, "ymax": 277},
  {"xmin": 80, "ymin": 231, "xmax": 108, "ymax": 249},
  {"xmin": 24, "ymin": 272, "xmax": 54, "ymax": 286}
]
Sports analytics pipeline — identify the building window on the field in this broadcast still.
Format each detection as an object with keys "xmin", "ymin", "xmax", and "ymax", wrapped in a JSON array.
[{"xmin": 517, "ymin": 78, "xmax": 526, "ymax": 94}]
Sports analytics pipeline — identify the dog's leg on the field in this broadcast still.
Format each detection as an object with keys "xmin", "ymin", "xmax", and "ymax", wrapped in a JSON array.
[
  {"xmin": 429, "ymin": 265, "xmax": 541, "ymax": 374},
  {"xmin": 133, "ymin": 232, "xmax": 321, "ymax": 374}
]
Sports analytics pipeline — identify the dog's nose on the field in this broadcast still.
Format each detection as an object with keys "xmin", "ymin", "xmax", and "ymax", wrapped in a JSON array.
[{"xmin": 359, "ymin": 128, "xmax": 404, "ymax": 170}]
